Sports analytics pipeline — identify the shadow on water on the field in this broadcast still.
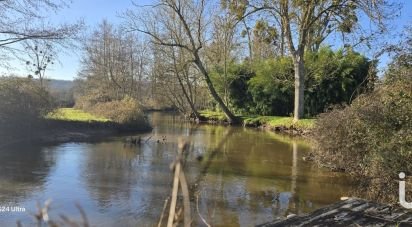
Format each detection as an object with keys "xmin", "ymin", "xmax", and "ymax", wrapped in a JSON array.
[
  {"xmin": 0, "ymin": 144, "xmax": 57, "ymax": 203},
  {"xmin": 0, "ymin": 112, "xmax": 356, "ymax": 226}
]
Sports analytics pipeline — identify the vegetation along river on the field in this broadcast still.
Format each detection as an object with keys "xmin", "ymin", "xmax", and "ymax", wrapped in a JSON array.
[{"xmin": 0, "ymin": 112, "xmax": 356, "ymax": 226}]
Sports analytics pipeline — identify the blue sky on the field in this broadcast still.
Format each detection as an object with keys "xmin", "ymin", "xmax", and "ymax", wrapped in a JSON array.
[
  {"xmin": 45, "ymin": 0, "xmax": 147, "ymax": 80},
  {"xmin": 1, "ymin": 0, "xmax": 412, "ymax": 80}
]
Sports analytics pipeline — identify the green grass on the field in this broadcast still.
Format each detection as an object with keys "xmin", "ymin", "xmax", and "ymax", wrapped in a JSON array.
[
  {"xmin": 243, "ymin": 115, "xmax": 315, "ymax": 129},
  {"xmin": 199, "ymin": 110, "xmax": 316, "ymax": 129},
  {"xmin": 47, "ymin": 108, "xmax": 111, "ymax": 122},
  {"xmin": 199, "ymin": 110, "xmax": 228, "ymax": 121}
]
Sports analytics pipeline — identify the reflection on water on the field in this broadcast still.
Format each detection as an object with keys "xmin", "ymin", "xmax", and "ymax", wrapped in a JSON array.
[{"xmin": 0, "ymin": 112, "xmax": 355, "ymax": 226}]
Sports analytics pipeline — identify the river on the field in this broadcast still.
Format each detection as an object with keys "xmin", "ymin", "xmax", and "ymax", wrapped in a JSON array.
[{"xmin": 0, "ymin": 112, "xmax": 355, "ymax": 226}]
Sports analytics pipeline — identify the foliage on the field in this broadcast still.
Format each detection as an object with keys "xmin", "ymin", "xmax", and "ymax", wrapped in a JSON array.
[
  {"xmin": 76, "ymin": 96, "xmax": 147, "ymax": 126},
  {"xmin": 247, "ymin": 57, "xmax": 294, "ymax": 115},
  {"xmin": 313, "ymin": 67, "xmax": 412, "ymax": 203},
  {"xmin": 47, "ymin": 108, "xmax": 110, "ymax": 122},
  {"xmin": 227, "ymin": 47, "xmax": 372, "ymax": 117},
  {"xmin": 0, "ymin": 77, "xmax": 54, "ymax": 134},
  {"xmin": 304, "ymin": 47, "xmax": 372, "ymax": 116},
  {"xmin": 313, "ymin": 27, "xmax": 412, "ymax": 203},
  {"xmin": 209, "ymin": 61, "xmax": 253, "ymax": 113},
  {"xmin": 242, "ymin": 116, "xmax": 315, "ymax": 130},
  {"xmin": 199, "ymin": 110, "xmax": 315, "ymax": 130},
  {"xmin": 198, "ymin": 110, "xmax": 228, "ymax": 122},
  {"xmin": 224, "ymin": 0, "xmax": 397, "ymax": 119}
]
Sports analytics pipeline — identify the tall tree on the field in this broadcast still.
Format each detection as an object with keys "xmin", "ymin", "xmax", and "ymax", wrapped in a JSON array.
[
  {"xmin": 207, "ymin": 13, "xmax": 239, "ymax": 107},
  {"xmin": 78, "ymin": 21, "xmax": 149, "ymax": 103},
  {"xmin": 225, "ymin": 0, "xmax": 398, "ymax": 120},
  {"xmin": 125, "ymin": 0, "xmax": 239, "ymax": 123}
]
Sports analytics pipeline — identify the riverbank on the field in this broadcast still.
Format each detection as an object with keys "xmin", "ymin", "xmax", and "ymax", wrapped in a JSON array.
[
  {"xmin": 0, "ymin": 108, "xmax": 152, "ymax": 148},
  {"xmin": 198, "ymin": 110, "xmax": 315, "ymax": 136}
]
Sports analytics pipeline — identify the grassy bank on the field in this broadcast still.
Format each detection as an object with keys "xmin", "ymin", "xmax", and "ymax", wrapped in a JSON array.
[
  {"xmin": 44, "ymin": 108, "xmax": 151, "ymax": 132},
  {"xmin": 47, "ymin": 108, "xmax": 110, "ymax": 122},
  {"xmin": 199, "ymin": 110, "xmax": 315, "ymax": 134},
  {"xmin": 1, "ymin": 108, "xmax": 151, "ymax": 148}
]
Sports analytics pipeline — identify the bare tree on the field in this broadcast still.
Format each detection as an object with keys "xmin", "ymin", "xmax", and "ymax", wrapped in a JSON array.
[
  {"xmin": 77, "ymin": 20, "xmax": 150, "ymax": 104},
  {"xmin": 0, "ymin": 0, "xmax": 83, "ymax": 67},
  {"xmin": 149, "ymin": 40, "xmax": 204, "ymax": 118},
  {"xmin": 125, "ymin": 0, "xmax": 239, "ymax": 123}
]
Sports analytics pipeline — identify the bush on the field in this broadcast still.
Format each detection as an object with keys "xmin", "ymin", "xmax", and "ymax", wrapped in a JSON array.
[
  {"xmin": 0, "ymin": 77, "xmax": 54, "ymax": 135},
  {"xmin": 313, "ymin": 71, "xmax": 412, "ymax": 202},
  {"xmin": 228, "ymin": 47, "xmax": 372, "ymax": 116},
  {"xmin": 75, "ymin": 96, "xmax": 148, "ymax": 127},
  {"xmin": 248, "ymin": 57, "xmax": 294, "ymax": 115}
]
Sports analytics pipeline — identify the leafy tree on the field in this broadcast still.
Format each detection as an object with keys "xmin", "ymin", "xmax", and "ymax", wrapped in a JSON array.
[
  {"xmin": 248, "ymin": 57, "xmax": 294, "ymax": 115},
  {"xmin": 224, "ymin": 0, "xmax": 398, "ymax": 120},
  {"xmin": 229, "ymin": 47, "xmax": 373, "ymax": 116},
  {"xmin": 305, "ymin": 47, "xmax": 372, "ymax": 115},
  {"xmin": 226, "ymin": 63, "xmax": 255, "ymax": 114}
]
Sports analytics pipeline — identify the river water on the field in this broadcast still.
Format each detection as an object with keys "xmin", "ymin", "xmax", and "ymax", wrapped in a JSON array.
[{"xmin": 0, "ymin": 112, "xmax": 355, "ymax": 226}]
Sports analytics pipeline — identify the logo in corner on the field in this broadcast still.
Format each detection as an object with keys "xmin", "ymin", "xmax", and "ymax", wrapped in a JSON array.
[{"xmin": 399, "ymin": 172, "xmax": 412, "ymax": 209}]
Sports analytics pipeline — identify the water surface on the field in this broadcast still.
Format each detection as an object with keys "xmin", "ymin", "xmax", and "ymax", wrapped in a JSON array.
[{"xmin": 0, "ymin": 112, "xmax": 355, "ymax": 226}]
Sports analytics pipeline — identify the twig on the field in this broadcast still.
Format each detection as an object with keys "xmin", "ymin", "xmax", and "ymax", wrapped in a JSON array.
[
  {"xmin": 144, "ymin": 135, "xmax": 153, "ymax": 143},
  {"xmin": 158, "ymin": 197, "xmax": 170, "ymax": 227},
  {"xmin": 196, "ymin": 193, "xmax": 211, "ymax": 227},
  {"xmin": 59, "ymin": 214, "xmax": 79, "ymax": 226},
  {"xmin": 75, "ymin": 203, "xmax": 89, "ymax": 227},
  {"xmin": 172, "ymin": 207, "xmax": 183, "ymax": 227}
]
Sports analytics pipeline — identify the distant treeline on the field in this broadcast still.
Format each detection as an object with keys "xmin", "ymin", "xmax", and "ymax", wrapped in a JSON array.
[
  {"xmin": 0, "ymin": 76, "xmax": 149, "ymax": 144},
  {"xmin": 73, "ymin": 20, "xmax": 374, "ymax": 119}
]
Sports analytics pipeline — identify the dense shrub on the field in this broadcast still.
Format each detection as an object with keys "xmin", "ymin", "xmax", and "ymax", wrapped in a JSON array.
[
  {"xmin": 225, "ymin": 63, "xmax": 255, "ymax": 115},
  {"xmin": 248, "ymin": 57, "xmax": 294, "ymax": 115},
  {"xmin": 0, "ymin": 77, "xmax": 54, "ymax": 136},
  {"xmin": 227, "ymin": 47, "xmax": 372, "ymax": 116},
  {"xmin": 313, "ymin": 71, "xmax": 412, "ymax": 202},
  {"xmin": 75, "ymin": 96, "xmax": 148, "ymax": 127},
  {"xmin": 304, "ymin": 47, "xmax": 372, "ymax": 116}
]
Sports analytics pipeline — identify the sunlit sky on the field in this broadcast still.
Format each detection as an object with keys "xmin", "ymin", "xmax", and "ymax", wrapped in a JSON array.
[{"xmin": 1, "ymin": 0, "xmax": 412, "ymax": 81}]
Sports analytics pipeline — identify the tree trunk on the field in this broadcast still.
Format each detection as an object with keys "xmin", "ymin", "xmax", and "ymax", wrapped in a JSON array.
[
  {"xmin": 194, "ymin": 55, "xmax": 238, "ymax": 124},
  {"xmin": 175, "ymin": 73, "xmax": 201, "ymax": 121},
  {"xmin": 242, "ymin": 20, "xmax": 253, "ymax": 61},
  {"xmin": 293, "ymin": 53, "xmax": 305, "ymax": 121}
]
